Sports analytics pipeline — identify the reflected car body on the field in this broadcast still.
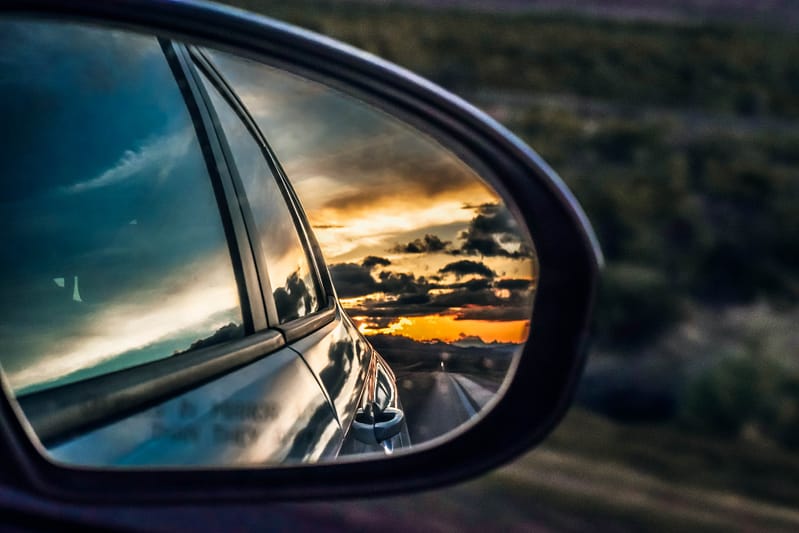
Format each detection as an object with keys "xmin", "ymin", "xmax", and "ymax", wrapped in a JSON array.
[
  {"xmin": 38, "ymin": 315, "xmax": 392, "ymax": 465},
  {"xmin": 2, "ymin": 22, "xmax": 408, "ymax": 465}
]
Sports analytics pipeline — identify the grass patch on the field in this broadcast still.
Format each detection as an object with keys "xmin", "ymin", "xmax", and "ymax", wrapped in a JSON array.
[{"xmin": 541, "ymin": 408, "xmax": 799, "ymax": 506}]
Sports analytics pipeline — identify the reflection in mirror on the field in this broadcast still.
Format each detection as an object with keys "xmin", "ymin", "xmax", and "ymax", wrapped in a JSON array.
[
  {"xmin": 206, "ymin": 49, "xmax": 538, "ymax": 447},
  {"xmin": 196, "ymin": 70, "xmax": 323, "ymax": 323},
  {"xmin": 0, "ymin": 18, "xmax": 537, "ymax": 468}
]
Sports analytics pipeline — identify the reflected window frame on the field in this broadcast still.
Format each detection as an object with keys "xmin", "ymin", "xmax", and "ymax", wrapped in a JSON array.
[{"xmin": 189, "ymin": 46, "xmax": 334, "ymax": 330}]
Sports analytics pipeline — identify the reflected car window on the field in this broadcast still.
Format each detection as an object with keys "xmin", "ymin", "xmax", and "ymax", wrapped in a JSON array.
[
  {"xmin": 0, "ymin": 21, "xmax": 244, "ymax": 394},
  {"xmin": 197, "ymin": 72, "xmax": 322, "ymax": 324}
]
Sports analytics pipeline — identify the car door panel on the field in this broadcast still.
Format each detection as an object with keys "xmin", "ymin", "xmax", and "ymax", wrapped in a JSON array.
[
  {"xmin": 47, "ymin": 343, "xmax": 341, "ymax": 466},
  {"xmin": 287, "ymin": 310, "xmax": 372, "ymax": 438}
]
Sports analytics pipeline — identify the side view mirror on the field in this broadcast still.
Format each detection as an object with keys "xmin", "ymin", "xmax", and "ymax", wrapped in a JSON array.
[{"xmin": 0, "ymin": 0, "xmax": 600, "ymax": 502}]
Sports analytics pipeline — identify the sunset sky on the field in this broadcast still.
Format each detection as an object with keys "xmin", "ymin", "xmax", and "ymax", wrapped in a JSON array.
[{"xmin": 211, "ymin": 50, "xmax": 538, "ymax": 345}]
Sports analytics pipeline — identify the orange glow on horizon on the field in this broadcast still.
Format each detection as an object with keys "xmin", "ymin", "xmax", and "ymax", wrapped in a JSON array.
[{"xmin": 354, "ymin": 314, "xmax": 529, "ymax": 344}]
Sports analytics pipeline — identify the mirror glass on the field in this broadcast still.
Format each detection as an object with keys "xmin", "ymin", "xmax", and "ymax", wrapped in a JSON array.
[{"xmin": 0, "ymin": 18, "xmax": 537, "ymax": 467}]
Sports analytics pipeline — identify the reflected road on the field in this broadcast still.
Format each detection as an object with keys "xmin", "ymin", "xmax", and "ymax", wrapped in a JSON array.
[{"xmin": 397, "ymin": 369, "xmax": 499, "ymax": 444}]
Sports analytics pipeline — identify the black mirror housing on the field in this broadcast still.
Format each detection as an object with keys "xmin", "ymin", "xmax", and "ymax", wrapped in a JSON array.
[{"xmin": 0, "ymin": 0, "xmax": 601, "ymax": 503}]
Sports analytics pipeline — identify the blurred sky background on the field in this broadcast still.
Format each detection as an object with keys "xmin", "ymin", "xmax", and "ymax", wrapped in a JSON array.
[{"xmin": 220, "ymin": 1, "xmax": 799, "ymax": 530}]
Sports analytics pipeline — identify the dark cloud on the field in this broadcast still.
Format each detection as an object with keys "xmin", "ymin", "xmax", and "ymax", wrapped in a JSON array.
[
  {"xmin": 339, "ymin": 278, "xmax": 533, "ymax": 323},
  {"xmin": 345, "ymin": 282, "xmax": 533, "ymax": 322},
  {"xmin": 452, "ymin": 203, "xmax": 534, "ymax": 259},
  {"xmin": 390, "ymin": 234, "xmax": 451, "ymax": 254},
  {"xmin": 378, "ymin": 271, "xmax": 431, "ymax": 295},
  {"xmin": 439, "ymin": 260, "xmax": 496, "ymax": 279},
  {"xmin": 362, "ymin": 256, "xmax": 391, "ymax": 269},
  {"xmin": 433, "ymin": 287, "xmax": 503, "ymax": 308},
  {"xmin": 351, "ymin": 300, "xmax": 439, "ymax": 318},
  {"xmin": 495, "ymin": 278, "xmax": 533, "ymax": 291},
  {"xmin": 328, "ymin": 263, "xmax": 380, "ymax": 298},
  {"xmin": 447, "ymin": 278, "xmax": 494, "ymax": 291},
  {"xmin": 396, "ymin": 293, "xmax": 432, "ymax": 305},
  {"xmin": 453, "ymin": 305, "xmax": 532, "ymax": 321},
  {"xmin": 330, "ymin": 254, "xmax": 535, "ymax": 325},
  {"xmin": 273, "ymin": 271, "xmax": 315, "ymax": 323},
  {"xmin": 329, "ymin": 263, "xmax": 431, "ymax": 298},
  {"xmin": 385, "ymin": 205, "xmax": 535, "ymax": 261},
  {"xmin": 183, "ymin": 323, "xmax": 243, "ymax": 353}
]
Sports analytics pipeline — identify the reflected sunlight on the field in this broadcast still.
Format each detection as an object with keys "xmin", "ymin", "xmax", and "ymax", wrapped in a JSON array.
[{"xmin": 353, "ymin": 314, "xmax": 529, "ymax": 344}]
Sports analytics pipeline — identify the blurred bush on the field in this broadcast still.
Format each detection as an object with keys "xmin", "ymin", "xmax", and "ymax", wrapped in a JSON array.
[
  {"xmin": 681, "ymin": 342, "xmax": 799, "ymax": 450},
  {"xmin": 595, "ymin": 263, "xmax": 682, "ymax": 349},
  {"xmin": 232, "ymin": 1, "xmax": 799, "ymax": 118}
]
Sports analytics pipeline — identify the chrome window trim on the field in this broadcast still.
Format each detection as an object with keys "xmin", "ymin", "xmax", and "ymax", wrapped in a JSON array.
[
  {"xmin": 180, "ymin": 43, "xmax": 280, "ymax": 327},
  {"xmin": 165, "ymin": 39, "xmax": 267, "ymax": 333},
  {"xmin": 190, "ymin": 47, "xmax": 332, "ymax": 326},
  {"xmin": 278, "ymin": 303, "xmax": 338, "ymax": 344}
]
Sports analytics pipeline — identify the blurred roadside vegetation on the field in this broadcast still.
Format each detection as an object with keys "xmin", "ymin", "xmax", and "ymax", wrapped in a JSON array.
[
  {"xmin": 229, "ymin": 0, "xmax": 799, "ymax": 117},
  {"xmin": 225, "ymin": 0, "xmax": 799, "ymax": 520}
]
